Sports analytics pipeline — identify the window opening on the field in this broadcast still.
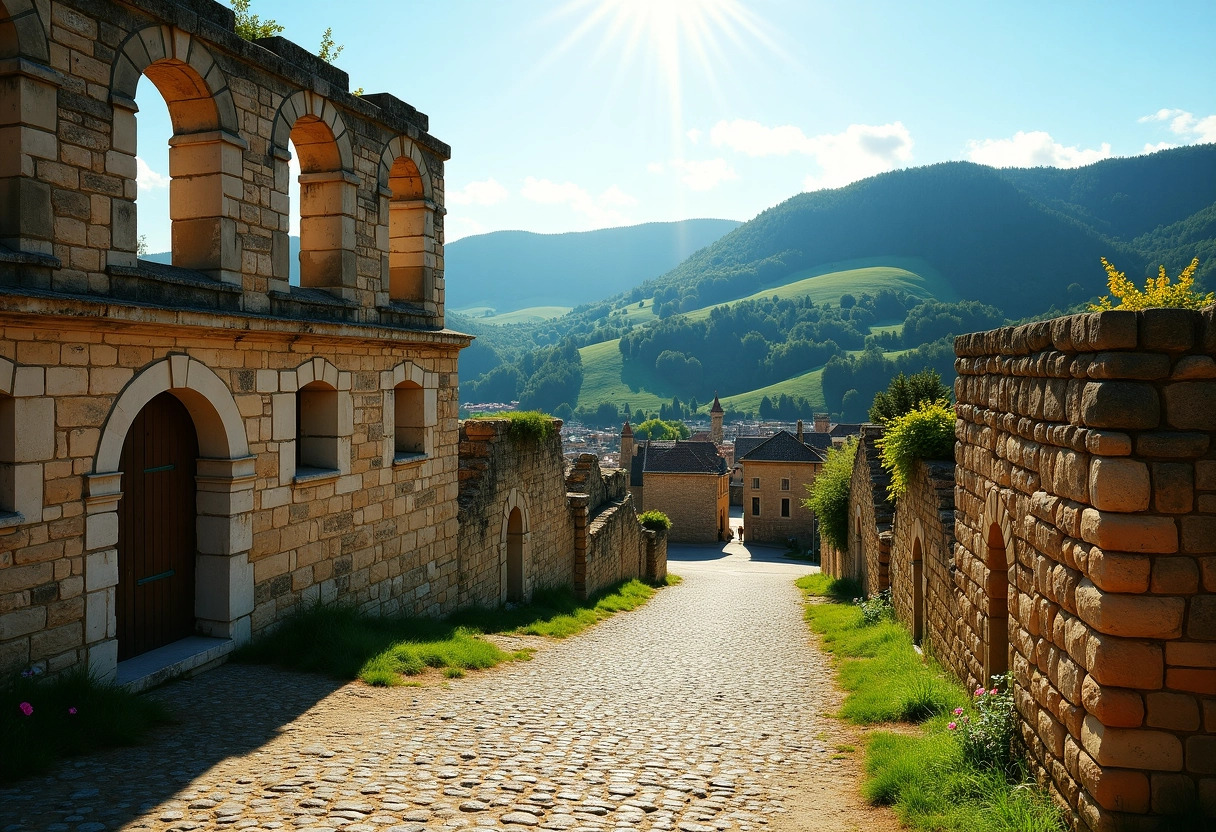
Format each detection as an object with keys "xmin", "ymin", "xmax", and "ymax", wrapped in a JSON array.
[{"xmin": 297, "ymin": 381, "xmax": 340, "ymax": 473}]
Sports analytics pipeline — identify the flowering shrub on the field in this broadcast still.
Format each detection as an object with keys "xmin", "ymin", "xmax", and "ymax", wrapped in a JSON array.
[
  {"xmin": 854, "ymin": 588, "xmax": 894, "ymax": 626},
  {"xmin": 1090, "ymin": 256, "xmax": 1213, "ymax": 311},
  {"xmin": 948, "ymin": 674, "xmax": 1019, "ymax": 776}
]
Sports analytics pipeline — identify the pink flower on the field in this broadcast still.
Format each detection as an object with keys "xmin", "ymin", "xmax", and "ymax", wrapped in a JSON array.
[
  {"xmin": 974, "ymin": 687, "xmax": 984, "ymax": 696},
  {"xmin": 991, "ymin": 688, "xmax": 999, "ymax": 695},
  {"xmin": 18, "ymin": 702, "xmax": 33, "ymax": 716},
  {"xmin": 953, "ymin": 707, "xmax": 964, "ymax": 716},
  {"xmin": 947, "ymin": 722, "xmax": 957, "ymax": 730},
  {"xmin": 68, "ymin": 707, "xmax": 77, "ymax": 715}
]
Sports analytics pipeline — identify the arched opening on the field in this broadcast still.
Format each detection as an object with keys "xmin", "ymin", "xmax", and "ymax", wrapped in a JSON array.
[
  {"xmin": 0, "ymin": 2, "xmax": 18, "ymax": 60},
  {"xmin": 506, "ymin": 507, "xmax": 524, "ymax": 603},
  {"xmin": 911, "ymin": 536, "xmax": 925, "ymax": 644},
  {"xmin": 297, "ymin": 380, "xmax": 341, "ymax": 474},
  {"xmin": 290, "ymin": 117, "xmax": 353, "ymax": 291},
  {"xmin": 387, "ymin": 155, "xmax": 428, "ymax": 304},
  {"xmin": 133, "ymin": 76, "xmax": 172, "ymax": 261},
  {"xmin": 116, "ymin": 392, "xmax": 199, "ymax": 661},
  {"xmin": 984, "ymin": 521, "xmax": 1010, "ymax": 684}
]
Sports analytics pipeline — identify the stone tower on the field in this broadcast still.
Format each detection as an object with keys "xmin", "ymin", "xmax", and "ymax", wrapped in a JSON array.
[
  {"xmin": 710, "ymin": 394, "xmax": 724, "ymax": 445},
  {"xmin": 620, "ymin": 420, "xmax": 634, "ymax": 465},
  {"xmin": 814, "ymin": 413, "xmax": 830, "ymax": 433}
]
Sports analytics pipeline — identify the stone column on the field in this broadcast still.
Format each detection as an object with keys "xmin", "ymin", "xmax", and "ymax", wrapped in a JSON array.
[
  {"xmin": 0, "ymin": 57, "xmax": 60, "ymax": 259},
  {"xmin": 569, "ymin": 493, "xmax": 589, "ymax": 598},
  {"xmin": 194, "ymin": 456, "xmax": 256, "ymax": 644},
  {"xmin": 82, "ymin": 472, "xmax": 123, "ymax": 681}
]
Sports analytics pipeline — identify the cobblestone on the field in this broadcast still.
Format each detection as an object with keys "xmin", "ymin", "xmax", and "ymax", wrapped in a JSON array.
[{"xmin": 1, "ymin": 542, "xmax": 895, "ymax": 832}]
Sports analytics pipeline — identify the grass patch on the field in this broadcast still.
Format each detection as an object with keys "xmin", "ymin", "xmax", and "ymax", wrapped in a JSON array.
[
  {"xmin": 467, "ymin": 410, "xmax": 557, "ymax": 440},
  {"xmin": 797, "ymin": 578, "xmax": 1066, "ymax": 832},
  {"xmin": 0, "ymin": 669, "xmax": 173, "ymax": 784},
  {"xmin": 237, "ymin": 579, "xmax": 667, "ymax": 686}
]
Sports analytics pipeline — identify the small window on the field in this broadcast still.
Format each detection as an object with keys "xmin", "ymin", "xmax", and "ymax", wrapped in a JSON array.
[
  {"xmin": 751, "ymin": 497, "xmax": 760, "ymax": 516},
  {"xmin": 394, "ymin": 381, "xmax": 426, "ymax": 459},
  {"xmin": 781, "ymin": 498, "xmax": 791, "ymax": 518},
  {"xmin": 297, "ymin": 381, "xmax": 340, "ymax": 473},
  {"xmin": 781, "ymin": 478, "xmax": 790, "ymax": 491},
  {"xmin": 751, "ymin": 477, "xmax": 760, "ymax": 489}
]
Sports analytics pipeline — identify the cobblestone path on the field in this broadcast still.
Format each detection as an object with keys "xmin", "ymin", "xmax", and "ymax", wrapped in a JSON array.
[{"xmin": 2, "ymin": 542, "xmax": 897, "ymax": 832}]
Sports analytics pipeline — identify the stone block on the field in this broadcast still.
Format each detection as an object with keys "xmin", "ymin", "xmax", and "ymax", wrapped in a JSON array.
[
  {"xmin": 1172, "ymin": 355, "xmax": 1216, "ymax": 379},
  {"xmin": 1081, "ymin": 716, "xmax": 1183, "ymax": 771},
  {"xmin": 1162, "ymin": 383, "xmax": 1216, "ymax": 430},
  {"xmin": 1087, "ymin": 548, "xmax": 1150, "ymax": 593},
  {"xmin": 1076, "ymin": 579, "xmax": 1184, "ymax": 639},
  {"xmin": 1166, "ymin": 641, "xmax": 1216, "ymax": 667},
  {"xmin": 0, "ymin": 605, "xmax": 46, "ymax": 639},
  {"xmin": 1078, "ymin": 751, "xmax": 1151, "ymax": 812},
  {"xmin": 1140, "ymin": 307, "xmax": 1196, "ymax": 351},
  {"xmin": 1150, "ymin": 557, "xmax": 1198, "ymax": 594},
  {"xmin": 1087, "ymin": 310, "xmax": 1139, "ymax": 351},
  {"xmin": 84, "ymin": 549, "xmax": 118, "ymax": 592},
  {"xmin": 1181, "ymin": 516, "xmax": 1216, "ymax": 555},
  {"xmin": 1188, "ymin": 596, "xmax": 1216, "ymax": 641},
  {"xmin": 1151, "ymin": 773, "xmax": 1198, "ymax": 815},
  {"xmin": 1086, "ymin": 431, "xmax": 1133, "ymax": 456},
  {"xmin": 1088, "ymin": 457, "xmax": 1149, "ymax": 512},
  {"xmin": 1145, "ymin": 692, "xmax": 1199, "ymax": 731},
  {"xmin": 1086, "ymin": 351, "xmax": 1170, "ymax": 380},
  {"xmin": 1188, "ymin": 736, "xmax": 1216, "ymax": 775},
  {"xmin": 1166, "ymin": 668, "xmax": 1216, "ymax": 695},
  {"xmin": 1081, "ymin": 674, "xmax": 1144, "ymax": 727},
  {"xmin": 1080, "ymin": 508, "xmax": 1178, "ymax": 554},
  {"xmin": 1086, "ymin": 633, "xmax": 1163, "ymax": 689},
  {"xmin": 1081, "ymin": 381, "xmax": 1159, "ymax": 429}
]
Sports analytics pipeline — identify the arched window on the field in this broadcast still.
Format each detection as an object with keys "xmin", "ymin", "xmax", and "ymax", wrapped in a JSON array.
[
  {"xmin": 297, "ymin": 381, "xmax": 341, "ymax": 475},
  {"xmin": 386, "ymin": 155, "xmax": 429, "ymax": 304},
  {"xmin": 506, "ymin": 507, "xmax": 524, "ymax": 603},
  {"xmin": 911, "ymin": 536, "xmax": 924, "ymax": 644},
  {"xmin": 110, "ymin": 28, "xmax": 243, "ymax": 282},
  {"xmin": 984, "ymin": 522, "xmax": 1010, "ymax": 683}
]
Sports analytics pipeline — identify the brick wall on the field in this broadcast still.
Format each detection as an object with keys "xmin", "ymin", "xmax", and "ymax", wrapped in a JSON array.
[
  {"xmin": 641, "ymin": 472, "xmax": 728, "ymax": 543},
  {"xmin": 741, "ymin": 459, "xmax": 820, "ymax": 547},
  {"xmin": 838, "ymin": 425, "xmax": 892, "ymax": 592},
  {"xmin": 955, "ymin": 308, "xmax": 1216, "ymax": 830}
]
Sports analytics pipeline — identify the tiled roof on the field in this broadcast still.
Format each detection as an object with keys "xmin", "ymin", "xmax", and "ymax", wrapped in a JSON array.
[
  {"xmin": 733, "ymin": 436, "xmax": 768, "ymax": 460},
  {"xmin": 637, "ymin": 440, "xmax": 727, "ymax": 476},
  {"xmin": 738, "ymin": 430, "xmax": 827, "ymax": 463},
  {"xmin": 830, "ymin": 423, "xmax": 864, "ymax": 438}
]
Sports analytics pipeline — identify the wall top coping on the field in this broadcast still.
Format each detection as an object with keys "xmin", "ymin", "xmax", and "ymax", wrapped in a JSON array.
[
  {"xmin": 955, "ymin": 305, "xmax": 1216, "ymax": 359},
  {"xmin": 459, "ymin": 418, "xmax": 564, "ymax": 441}
]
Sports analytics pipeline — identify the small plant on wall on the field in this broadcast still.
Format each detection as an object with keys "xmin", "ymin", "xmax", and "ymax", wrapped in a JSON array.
[
  {"xmin": 1090, "ymin": 256, "xmax": 1213, "ymax": 311},
  {"xmin": 877, "ymin": 400, "xmax": 954, "ymax": 499},
  {"xmin": 638, "ymin": 510, "xmax": 671, "ymax": 531},
  {"xmin": 802, "ymin": 436, "xmax": 856, "ymax": 552}
]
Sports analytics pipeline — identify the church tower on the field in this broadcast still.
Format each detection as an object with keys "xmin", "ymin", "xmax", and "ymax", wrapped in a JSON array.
[
  {"xmin": 620, "ymin": 420, "xmax": 635, "ymax": 466},
  {"xmin": 710, "ymin": 394, "xmax": 724, "ymax": 445}
]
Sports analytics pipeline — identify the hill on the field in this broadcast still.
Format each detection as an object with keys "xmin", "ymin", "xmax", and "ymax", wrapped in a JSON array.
[{"xmin": 445, "ymin": 219, "xmax": 741, "ymax": 315}]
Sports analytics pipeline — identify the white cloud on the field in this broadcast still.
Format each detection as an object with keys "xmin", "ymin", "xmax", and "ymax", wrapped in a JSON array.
[
  {"xmin": 136, "ymin": 156, "xmax": 169, "ymax": 192},
  {"xmin": 668, "ymin": 158, "xmax": 739, "ymax": 191},
  {"xmin": 646, "ymin": 162, "xmax": 665, "ymax": 174},
  {"xmin": 445, "ymin": 216, "xmax": 486, "ymax": 242},
  {"xmin": 446, "ymin": 178, "xmax": 509, "ymax": 207},
  {"xmin": 686, "ymin": 128, "xmax": 702, "ymax": 144},
  {"xmin": 520, "ymin": 177, "xmax": 636, "ymax": 226},
  {"xmin": 966, "ymin": 131, "xmax": 1111, "ymax": 169},
  {"xmin": 1138, "ymin": 108, "xmax": 1216, "ymax": 144},
  {"xmin": 1143, "ymin": 141, "xmax": 1176, "ymax": 154},
  {"xmin": 708, "ymin": 119, "xmax": 913, "ymax": 191}
]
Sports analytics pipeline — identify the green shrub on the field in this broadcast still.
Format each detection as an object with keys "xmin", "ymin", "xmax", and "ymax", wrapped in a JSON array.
[
  {"xmin": 877, "ymin": 399, "xmax": 954, "ymax": 498},
  {"xmin": 468, "ymin": 410, "xmax": 556, "ymax": 441},
  {"xmin": 855, "ymin": 588, "xmax": 894, "ymax": 625},
  {"xmin": 638, "ymin": 510, "xmax": 672, "ymax": 531},
  {"xmin": 950, "ymin": 674, "xmax": 1019, "ymax": 777},
  {"xmin": 802, "ymin": 437, "xmax": 856, "ymax": 551}
]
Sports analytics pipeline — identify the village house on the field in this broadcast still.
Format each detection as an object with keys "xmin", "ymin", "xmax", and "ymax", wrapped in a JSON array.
[
  {"xmin": 621, "ymin": 421, "xmax": 729, "ymax": 544},
  {"xmin": 738, "ymin": 422, "xmax": 828, "ymax": 547}
]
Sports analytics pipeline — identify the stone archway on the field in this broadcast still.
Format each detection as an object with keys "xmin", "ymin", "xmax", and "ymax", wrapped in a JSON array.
[
  {"xmin": 500, "ymin": 488, "xmax": 532, "ymax": 604},
  {"xmin": 85, "ymin": 355, "xmax": 255, "ymax": 680},
  {"xmin": 980, "ymin": 488, "xmax": 1013, "ymax": 685}
]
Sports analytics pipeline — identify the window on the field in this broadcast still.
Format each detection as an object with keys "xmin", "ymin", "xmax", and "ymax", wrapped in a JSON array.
[
  {"xmin": 751, "ymin": 497, "xmax": 760, "ymax": 516},
  {"xmin": 297, "ymin": 381, "xmax": 340, "ymax": 474},
  {"xmin": 781, "ymin": 478, "xmax": 790, "ymax": 491},
  {"xmin": 387, "ymin": 154, "xmax": 430, "ymax": 304},
  {"xmin": 781, "ymin": 498, "xmax": 791, "ymax": 518},
  {"xmin": 751, "ymin": 477, "xmax": 760, "ymax": 489},
  {"xmin": 290, "ymin": 117, "xmax": 355, "ymax": 292},
  {"xmin": 394, "ymin": 381, "xmax": 426, "ymax": 459}
]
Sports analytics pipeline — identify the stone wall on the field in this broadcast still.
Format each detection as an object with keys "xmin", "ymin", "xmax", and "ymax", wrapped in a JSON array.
[
  {"xmin": 844, "ymin": 425, "xmax": 893, "ymax": 593},
  {"xmin": 567, "ymin": 453, "xmax": 645, "ymax": 598},
  {"xmin": 641, "ymin": 472, "xmax": 728, "ymax": 543},
  {"xmin": 455, "ymin": 420, "xmax": 574, "ymax": 607},
  {"xmin": 740, "ymin": 459, "xmax": 820, "ymax": 547},
  {"xmin": 889, "ymin": 459, "xmax": 964, "ymax": 678},
  {"xmin": 955, "ymin": 307, "xmax": 1216, "ymax": 831}
]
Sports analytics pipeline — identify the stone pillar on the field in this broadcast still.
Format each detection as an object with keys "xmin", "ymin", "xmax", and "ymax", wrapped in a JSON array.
[
  {"xmin": 644, "ymin": 527, "xmax": 668, "ymax": 583},
  {"xmin": 194, "ymin": 457, "xmax": 256, "ymax": 645},
  {"xmin": 82, "ymin": 473, "xmax": 123, "ymax": 681},
  {"xmin": 0, "ymin": 57, "xmax": 60, "ymax": 258},
  {"xmin": 299, "ymin": 170, "xmax": 359, "ymax": 299},
  {"xmin": 167, "ymin": 130, "xmax": 248, "ymax": 284},
  {"xmin": 569, "ymin": 492, "xmax": 589, "ymax": 598}
]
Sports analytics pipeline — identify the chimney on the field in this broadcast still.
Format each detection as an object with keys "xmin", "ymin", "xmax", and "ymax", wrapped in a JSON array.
[
  {"xmin": 814, "ymin": 412, "xmax": 830, "ymax": 434},
  {"xmin": 796, "ymin": 419, "xmax": 803, "ymax": 442}
]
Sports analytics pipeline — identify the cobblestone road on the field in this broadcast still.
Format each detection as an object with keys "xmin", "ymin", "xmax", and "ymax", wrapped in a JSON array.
[{"xmin": 2, "ymin": 541, "xmax": 896, "ymax": 832}]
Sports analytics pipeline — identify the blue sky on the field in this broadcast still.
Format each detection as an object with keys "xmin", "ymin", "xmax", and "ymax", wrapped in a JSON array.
[{"xmin": 134, "ymin": 0, "xmax": 1216, "ymax": 252}]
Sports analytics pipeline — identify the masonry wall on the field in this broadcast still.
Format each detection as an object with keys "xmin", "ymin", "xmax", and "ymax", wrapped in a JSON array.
[
  {"xmin": 889, "ymin": 459, "xmax": 964, "ymax": 679},
  {"xmin": 643, "ymin": 472, "xmax": 728, "ymax": 544},
  {"xmin": 741, "ymin": 459, "xmax": 820, "ymax": 547},
  {"xmin": 455, "ymin": 420, "xmax": 574, "ymax": 607},
  {"xmin": 841, "ymin": 425, "xmax": 892, "ymax": 593},
  {"xmin": 567, "ymin": 453, "xmax": 644, "ymax": 598},
  {"xmin": 955, "ymin": 308, "xmax": 1216, "ymax": 831}
]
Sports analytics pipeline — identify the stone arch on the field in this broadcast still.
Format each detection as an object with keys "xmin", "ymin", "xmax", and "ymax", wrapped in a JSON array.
[
  {"xmin": 0, "ymin": 0, "xmax": 49, "ymax": 63},
  {"xmin": 379, "ymin": 136, "xmax": 439, "ymax": 306},
  {"xmin": 384, "ymin": 360, "xmax": 438, "ymax": 462},
  {"xmin": 95, "ymin": 356, "xmax": 248, "ymax": 475},
  {"xmin": 980, "ymin": 487, "xmax": 1013, "ymax": 684},
  {"xmin": 378, "ymin": 136, "xmax": 433, "ymax": 200},
  {"xmin": 110, "ymin": 25, "xmax": 237, "ymax": 134},
  {"xmin": 500, "ymin": 488, "xmax": 532, "ymax": 604},
  {"xmin": 270, "ymin": 90, "xmax": 354, "ymax": 169}
]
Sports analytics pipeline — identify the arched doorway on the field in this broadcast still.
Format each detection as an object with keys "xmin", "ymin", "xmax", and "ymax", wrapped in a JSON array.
[
  {"xmin": 116, "ymin": 393, "xmax": 198, "ymax": 660},
  {"xmin": 984, "ymin": 521, "xmax": 1009, "ymax": 683},
  {"xmin": 506, "ymin": 507, "xmax": 524, "ymax": 603},
  {"xmin": 912, "ymin": 536, "xmax": 925, "ymax": 644}
]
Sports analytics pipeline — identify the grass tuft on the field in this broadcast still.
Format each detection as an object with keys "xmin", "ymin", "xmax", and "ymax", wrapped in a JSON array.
[
  {"xmin": 237, "ymin": 578, "xmax": 667, "ymax": 686},
  {"xmin": 795, "ymin": 573, "xmax": 862, "ymax": 603},
  {"xmin": 0, "ymin": 669, "xmax": 173, "ymax": 783}
]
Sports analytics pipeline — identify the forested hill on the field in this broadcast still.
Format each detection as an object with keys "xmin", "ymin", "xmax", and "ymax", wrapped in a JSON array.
[
  {"xmin": 444, "ymin": 219, "xmax": 741, "ymax": 314},
  {"xmin": 644, "ymin": 145, "xmax": 1216, "ymax": 318}
]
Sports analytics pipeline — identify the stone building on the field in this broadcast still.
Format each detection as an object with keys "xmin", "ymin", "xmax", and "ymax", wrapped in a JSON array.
[
  {"xmin": 830, "ymin": 307, "xmax": 1216, "ymax": 831},
  {"xmin": 738, "ymin": 427, "xmax": 826, "ymax": 547},
  {"xmin": 622, "ymin": 432, "xmax": 729, "ymax": 543}
]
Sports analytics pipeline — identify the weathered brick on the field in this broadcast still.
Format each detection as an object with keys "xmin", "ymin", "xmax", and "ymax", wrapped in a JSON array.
[
  {"xmin": 1078, "ymin": 751, "xmax": 1150, "ymax": 812},
  {"xmin": 1080, "ymin": 381, "xmax": 1159, "ymax": 430},
  {"xmin": 1076, "ymin": 579, "xmax": 1184, "ymax": 639},
  {"xmin": 1185, "ymin": 736, "xmax": 1216, "ymax": 775},
  {"xmin": 1145, "ymin": 692, "xmax": 1199, "ymax": 731},
  {"xmin": 1181, "ymin": 516, "xmax": 1216, "ymax": 554},
  {"xmin": 1188, "ymin": 596, "xmax": 1216, "ymax": 641},
  {"xmin": 1081, "ymin": 674, "xmax": 1144, "ymax": 728},
  {"xmin": 1162, "ymin": 382, "xmax": 1216, "ymax": 431},
  {"xmin": 1088, "ymin": 457, "xmax": 1149, "ymax": 512},
  {"xmin": 1152, "ymin": 462, "xmax": 1194, "ymax": 514},
  {"xmin": 1081, "ymin": 716, "xmax": 1183, "ymax": 771},
  {"xmin": 1080, "ymin": 508, "xmax": 1178, "ymax": 554},
  {"xmin": 1150, "ymin": 557, "xmax": 1199, "ymax": 595},
  {"xmin": 1086, "ymin": 633, "xmax": 1163, "ymax": 689},
  {"xmin": 1087, "ymin": 548, "xmax": 1150, "ymax": 594},
  {"xmin": 1140, "ymin": 307, "xmax": 1197, "ymax": 352},
  {"xmin": 1167, "ymin": 668, "xmax": 1216, "ymax": 695}
]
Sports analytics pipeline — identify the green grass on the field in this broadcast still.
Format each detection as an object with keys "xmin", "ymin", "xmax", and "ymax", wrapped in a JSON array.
[
  {"xmin": 478, "ymin": 306, "xmax": 572, "ymax": 325},
  {"xmin": 576, "ymin": 338, "xmax": 675, "ymax": 414},
  {"xmin": 237, "ymin": 578, "xmax": 669, "ymax": 686},
  {"xmin": 718, "ymin": 365, "xmax": 828, "ymax": 412},
  {"xmin": 797, "ymin": 576, "xmax": 1066, "ymax": 832},
  {"xmin": 1, "ymin": 669, "xmax": 173, "ymax": 783}
]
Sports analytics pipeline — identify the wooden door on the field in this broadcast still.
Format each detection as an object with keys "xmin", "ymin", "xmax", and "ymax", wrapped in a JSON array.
[{"xmin": 117, "ymin": 392, "xmax": 198, "ymax": 661}]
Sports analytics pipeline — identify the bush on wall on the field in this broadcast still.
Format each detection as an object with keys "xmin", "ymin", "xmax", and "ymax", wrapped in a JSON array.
[
  {"xmin": 877, "ymin": 400, "xmax": 954, "ymax": 499},
  {"xmin": 802, "ymin": 436, "xmax": 856, "ymax": 552}
]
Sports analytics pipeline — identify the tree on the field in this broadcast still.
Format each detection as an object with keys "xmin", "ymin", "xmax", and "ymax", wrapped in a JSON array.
[
  {"xmin": 230, "ymin": 0, "xmax": 283, "ymax": 40},
  {"xmin": 839, "ymin": 293, "xmax": 856, "ymax": 309},
  {"xmin": 633, "ymin": 419, "xmax": 690, "ymax": 441},
  {"xmin": 869, "ymin": 369, "xmax": 952, "ymax": 423}
]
